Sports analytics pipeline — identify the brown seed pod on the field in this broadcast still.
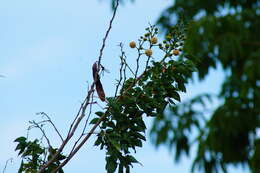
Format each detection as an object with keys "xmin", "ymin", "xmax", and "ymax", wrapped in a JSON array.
[
  {"xmin": 92, "ymin": 62, "xmax": 106, "ymax": 102},
  {"xmin": 95, "ymin": 80, "xmax": 106, "ymax": 102},
  {"xmin": 92, "ymin": 62, "xmax": 98, "ymax": 80}
]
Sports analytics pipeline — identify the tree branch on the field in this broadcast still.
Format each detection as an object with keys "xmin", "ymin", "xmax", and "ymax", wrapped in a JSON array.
[
  {"xmin": 38, "ymin": 112, "xmax": 64, "ymax": 142},
  {"xmin": 38, "ymin": 0, "xmax": 120, "ymax": 172}
]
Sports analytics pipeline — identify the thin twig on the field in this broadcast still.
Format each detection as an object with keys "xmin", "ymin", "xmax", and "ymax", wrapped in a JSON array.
[
  {"xmin": 39, "ymin": 112, "xmax": 64, "ymax": 142},
  {"xmin": 97, "ymin": 0, "xmax": 120, "ymax": 71},
  {"xmin": 114, "ymin": 43, "xmax": 125, "ymax": 97},
  {"xmin": 134, "ymin": 44, "xmax": 142, "ymax": 79},
  {"xmin": 68, "ymin": 94, "xmax": 89, "ymax": 135},
  {"xmin": 39, "ymin": 83, "xmax": 95, "ymax": 173},
  {"xmin": 30, "ymin": 121, "xmax": 52, "ymax": 148},
  {"xmin": 119, "ymin": 44, "xmax": 135, "ymax": 76},
  {"xmin": 84, "ymin": 92, "xmax": 95, "ymax": 132},
  {"xmin": 2, "ymin": 158, "xmax": 13, "ymax": 173},
  {"xmin": 51, "ymin": 112, "xmax": 107, "ymax": 173}
]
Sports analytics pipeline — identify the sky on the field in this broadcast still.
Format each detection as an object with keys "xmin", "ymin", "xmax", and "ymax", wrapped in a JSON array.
[{"xmin": 0, "ymin": 0, "xmax": 248, "ymax": 173}]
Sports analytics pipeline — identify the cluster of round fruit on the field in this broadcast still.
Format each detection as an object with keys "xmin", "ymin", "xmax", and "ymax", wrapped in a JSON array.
[{"xmin": 129, "ymin": 37, "xmax": 180, "ymax": 57}]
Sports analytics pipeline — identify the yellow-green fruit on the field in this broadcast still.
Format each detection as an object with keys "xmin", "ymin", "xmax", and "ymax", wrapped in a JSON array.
[
  {"xmin": 173, "ymin": 49, "xmax": 180, "ymax": 56},
  {"xmin": 151, "ymin": 37, "xmax": 158, "ymax": 44},
  {"xmin": 129, "ymin": 41, "xmax": 136, "ymax": 48},
  {"xmin": 145, "ymin": 49, "xmax": 153, "ymax": 56}
]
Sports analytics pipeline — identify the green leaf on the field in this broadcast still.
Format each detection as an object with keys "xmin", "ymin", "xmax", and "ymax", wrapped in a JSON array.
[
  {"xmin": 127, "ymin": 155, "xmax": 138, "ymax": 163},
  {"xmin": 14, "ymin": 136, "xmax": 27, "ymax": 143},
  {"xmin": 95, "ymin": 111, "xmax": 104, "ymax": 117},
  {"xmin": 89, "ymin": 118, "xmax": 100, "ymax": 124},
  {"xmin": 106, "ymin": 156, "xmax": 118, "ymax": 173},
  {"xmin": 118, "ymin": 163, "xmax": 123, "ymax": 173},
  {"xmin": 126, "ymin": 165, "xmax": 130, "ymax": 173},
  {"xmin": 110, "ymin": 140, "xmax": 121, "ymax": 151},
  {"xmin": 134, "ymin": 132, "xmax": 146, "ymax": 141},
  {"xmin": 171, "ymin": 91, "xmax": 181, "ymax": 102},
  {"xmin": 94, "ymin": 136, "xmax": 103, "ymax": 146}
]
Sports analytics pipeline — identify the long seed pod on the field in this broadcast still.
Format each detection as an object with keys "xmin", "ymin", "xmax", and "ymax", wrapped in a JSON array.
[{"xmin": 92, "ymin": 62, "xmax": 106, "ymax": 102}]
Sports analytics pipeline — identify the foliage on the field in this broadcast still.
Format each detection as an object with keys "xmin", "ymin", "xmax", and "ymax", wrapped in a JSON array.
[
  {"xmin": 14, "ymin": 22, "xmax": 198, "ymax": 173},
  {"xmin": 14, "ymin": 136, "xmax": 66, "ymax": 173},
  {"xmin": 91, "ymin": 24, "xmax": 197, "ymax": 173},
  {"xmin": 148, "ymin": 0, "xmax": 260, "ymax": 173}
]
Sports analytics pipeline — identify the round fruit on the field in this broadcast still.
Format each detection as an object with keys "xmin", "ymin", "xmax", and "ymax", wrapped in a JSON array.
[
  {"xmin": 145, "ymin": 49, "xmax": 153, "ymax": 56},
  {"xmin": 173, "ymin": 49, "xmax": 180, "ymax": 56},
  {"xmin": 129, "ymin": 41, "xmax": 136, "ymax": 48},
  {"xmin": 151, "ymin": 37, "xmax": 158, "ymax": 44}
]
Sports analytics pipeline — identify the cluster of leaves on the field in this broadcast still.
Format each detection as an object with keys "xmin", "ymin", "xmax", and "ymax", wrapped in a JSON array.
[
  {"xmin": 14, "ymin": 136, "xmax": 66, "ymax": 173},
  {"xmin": 13, "ymin": 24, "xmax": 197, "ymax": 173},
  {"xmin": 149, "ymin": 0, "xmax": 260, "ymax": 173},
  {"xmin": 90, "ymin": 24, "xmax": 198, "ymax": 173},
  {"xmin": 150, "ymin": 94, "xmax": 212, "ymax": 161}
]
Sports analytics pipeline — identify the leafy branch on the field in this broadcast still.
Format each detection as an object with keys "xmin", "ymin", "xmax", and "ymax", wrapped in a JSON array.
[{"xmin": 13, "ymin": 2, "xmax": 198, "ymax": 172}]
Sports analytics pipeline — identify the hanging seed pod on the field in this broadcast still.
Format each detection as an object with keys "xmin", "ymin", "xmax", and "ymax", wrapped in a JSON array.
[
  {"xmin": 92, "ymin": 62, "xmax": 106, "ymax": 102},
  {"xmin": 95, "ymin": 80, "xmax": 105, "ymax": 102}
]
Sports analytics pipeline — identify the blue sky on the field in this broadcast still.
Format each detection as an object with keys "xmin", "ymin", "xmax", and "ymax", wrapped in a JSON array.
[{"xmin": 0, "ymin": 0, "xmax": 248, "ymax": 173}]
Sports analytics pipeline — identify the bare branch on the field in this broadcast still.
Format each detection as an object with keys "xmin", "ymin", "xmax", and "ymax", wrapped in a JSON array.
[
  {"xmin": 38, "ymin": 112, "xmax": 64, "ymax": 142},
  {"xmin": 134, "ymin": 39, "xmax": 145, "ymax": 79},
  {"xmin": 114, "ymin": 43, "xmax": 125, "ymax": 97},
  {"xmin": 52, "ymin": 112, "xmax": 107, "ymax": 173},
  {"xmin": 97, "ymin": 0, "xmax": 120, "ymax": 70},
  {"xmin": 29, "ymin": 121, "xmax": 52, "ymax": 148},
  {"xmin": 39, "ymin": 0, "xmax": 120, "ymax": 172}
]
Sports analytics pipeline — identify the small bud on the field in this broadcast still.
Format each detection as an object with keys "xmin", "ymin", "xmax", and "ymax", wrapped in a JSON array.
[
  {"xmin": 158, "ymin": 43, "xmax": 163, "ymax": 49},
  {"xmin": 150, "ymin": 37, "xmax": 158, "ymax": 44},
  {"xmin": 144, "ymin": 33, "xmax": 150, "ymax": 37},
  {"xmin": 129, "ymin": 41, "xmax": 136, "ymax": 48},
  {"xmin": 166, "ymin": 35, "xmax": 171, "ymax": 41},
  {"xmin": 173, "ymin": 49, "xmax": 180, "ymax": 56},
  {"xmin": 145, "ymin": 49, "xmax": 153, "ymax": 56}
]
